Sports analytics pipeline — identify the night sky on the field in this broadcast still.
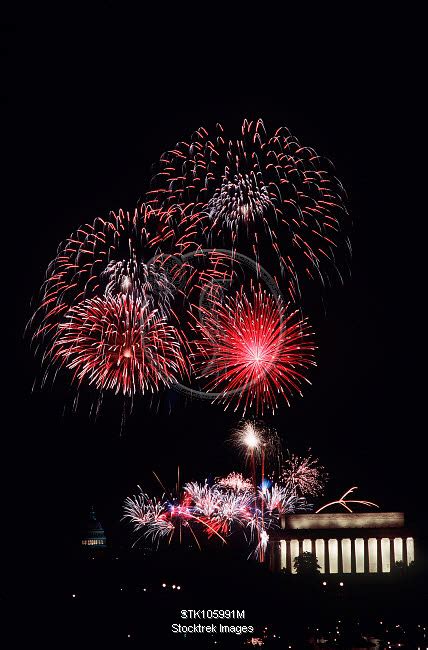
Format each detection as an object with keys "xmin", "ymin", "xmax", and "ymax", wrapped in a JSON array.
[{"xmin": 5, "ymin": 9, "xmax": 424, "ymax": 578}]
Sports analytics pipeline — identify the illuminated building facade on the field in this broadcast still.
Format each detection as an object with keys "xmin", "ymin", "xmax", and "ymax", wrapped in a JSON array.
[
  {"xmin": 81, "ymin": 505, "xmax": 107, "ymax": 550},
  {"xmin": 269, "ymin": 512, "xmax": 415, "ymax": 574}
]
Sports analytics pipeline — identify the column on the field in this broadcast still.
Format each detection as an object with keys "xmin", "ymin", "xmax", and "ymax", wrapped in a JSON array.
[
  {"xmin": 280, "ymin": 540, "xmax": 287, "ymax": 571},
  {"xmin": 337, "ymin": 538, "xmax": 343, "ymax": 574},
  {"xmin": 368, "ymin": 538, "xmax": 378, "ymax": 572},
  {"xmin": 350, "ymin": 538, "xmax": 356, "ymax": 573},
  {"xmin": 377, "ymin": 538, "xmax": 383, "ymax": 573},
  {"xmin": 290, "ymin": 539, "xmax": 300, "ymax": 574},
  {"xmin": 381, "ymin": 538, "xmax": 391, "ymax": 572},
  {"xmin": 328, "ymin": 539, "xmax": 338, "ymax": 573},
  {"xmin": 355, "ymin": 538, "xmax": 365, "ymax": 573},
  {"xmin": 393, "ymin": 538, "xmax": 403, "ymax": 564},
  {"xmin": 303, "ymin": 539, "xmax": 313, "ymax": 554},
  {"xmin": 341, "ymin": 539, "xmax": 352, "ymax": 573},
  {"xmin": 363, "ymin": 538, "xmax": 369, "ymax": 573},
  {"xmin": 315, "ymin": 539, "xmax": 325, "ymax": 573},
  {"xmin": 298, "ymin": 538, "xmax": 303, "ymax": 557},
  {"xmin": 406, "ymin": 537, "xmax": 415, "ymax": 564}
]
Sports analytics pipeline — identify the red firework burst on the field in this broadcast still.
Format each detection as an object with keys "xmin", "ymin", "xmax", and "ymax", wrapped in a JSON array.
[
  {"xmin": 50, "ymin": 294, "xmax": 187, "ymax": 396},
  {"xmin": 190, "ymin": 287, "xmax": 316, "ymax": 414},
  {"xmin": 30, "ymin": 204, "xmax": 194, "ymax": 343},
  {"xmin": 147, "ymin": 119, "xmax": 349, "ymax": 299}
]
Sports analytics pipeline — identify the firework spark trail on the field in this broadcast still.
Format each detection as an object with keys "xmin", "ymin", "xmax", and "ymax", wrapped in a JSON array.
[
  {"xmin": 254, "ymin": 529, "xmax": 270, "ymax": 560},
  {"xmin": 230, "ymin": 419, "xmax": 283, "ymax": 559},
  {"xmin": 183, "ymin": 481, "xmax": 223, "ymax": 518},
  {"xmin": 206, "ymin": 490, "xmax": 254, "ymax": 535},
  {"xmin": 123, "ymin": 490, "xmax": 173, "ymax": 545},
  {"xmin": 190, "ymin": 287, "xmax": 316, "ymax": 415},
  {"xmin": 49, "ymin": 294, "xmax": 188, "ymax": 395},
  {"xmin": 316, "ymin": 486, "xmax": 379, "ymax": 513},
  {"xmin": 259, "ymin": 484, "xmax": 310, "ymax": 515},
  {"xmin": 184, "ymin": 481, "xmax": 254, "ymax": 536},
  {"xmin": 123, "ymin": 490, "xmax": 168, "ymax": 527},
  {"xmin": 147, "ymin": 118, "xmax": 350, "ymax": 299}
]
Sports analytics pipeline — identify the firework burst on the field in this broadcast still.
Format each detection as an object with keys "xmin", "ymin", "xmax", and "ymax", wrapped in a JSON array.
[
  {"xmin": 30, "ymin": 119, "xmax": 352, "ymax": 417},
  {"xmin": 147, "ymin": 118, "xmax": 349, "ymax": 299},
  {"xmin": 122, "ymin": 425, "xmax": 383, "ymax": 560},
  {"xmin": 123, "ymin": 476, "xmax": 228, "ymax": 549},
  {"xmin": 259, "ymin": 483, "xmax": 309, "ymax": 515},
  {"xmin": 123, "ymin": 459, "xmax": 314, "ymax": 555},
  {"xmin": 209, "ymin": 490, "xmax": 254, "ymax": 535},
  {"xmin": 233, "ymin": 420, "xmax": 265, "ymax": 458},
  {"xmin": 185, "ymin": 482, "xmax": 254, "ymax": 537},
  {"xmin": 30, "ymin": 204, "xmax": 190, "ymax": 346},
  {"xmin": 49, "ymin": 294, "xmax": 187, "ymax": 396},
  {"xmin": 215, "ymin": 472, "xmax": 254, "ymax": 492},
  {"xmin": 231, "ymin": 420, "xmax": 281, "ymax": 464},
  {"xmin": 123, "ymin": 490, "xmax": 173, "ymax": 543},
  {"xmin": 183, "ymin": 482, "xmax": 223, "ymax": 519},
  {"xmin": 278, "ymin": 452, "xmax": 327, "ymax": 497},
  {"xmin": 191, "ymin": 287, "xmax": 316, "ymax": 414}
]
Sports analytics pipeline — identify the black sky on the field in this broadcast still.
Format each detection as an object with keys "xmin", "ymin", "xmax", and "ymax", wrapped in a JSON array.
[{"xmin": 4, "ymin": 8, "xmax": 425, "ymax": 571}]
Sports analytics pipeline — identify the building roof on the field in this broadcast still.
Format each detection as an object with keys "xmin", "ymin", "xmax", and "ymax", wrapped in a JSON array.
[{"xmin": 282, "ymin": 512, "xmax": 405, "ymax": 530}]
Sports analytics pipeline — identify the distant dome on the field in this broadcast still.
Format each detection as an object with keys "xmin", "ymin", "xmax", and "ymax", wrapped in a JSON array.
[{"xmin": 81, "ymin": 505, "xmax": 107, "ymax": 548}]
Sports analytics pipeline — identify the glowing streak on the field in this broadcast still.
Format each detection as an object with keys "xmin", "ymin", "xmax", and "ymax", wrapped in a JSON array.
[{"xmin": 316, "ymin": 487, "xmax": 379, "ymax": 513}]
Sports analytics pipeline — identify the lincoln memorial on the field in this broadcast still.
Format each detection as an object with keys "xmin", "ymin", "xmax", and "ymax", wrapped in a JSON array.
[{"xmin": 269, "ymin": 512, "xmax": 415, "ymax": 574}]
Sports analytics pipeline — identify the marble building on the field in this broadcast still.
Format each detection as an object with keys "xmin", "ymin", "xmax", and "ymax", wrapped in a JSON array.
[{"xmin": 269, "ymin": 512, "xmax": 415, "ymax": 574}]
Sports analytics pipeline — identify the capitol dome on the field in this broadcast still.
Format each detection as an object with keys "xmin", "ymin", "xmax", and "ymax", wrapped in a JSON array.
[{"xmin": 81, "ymin": 505, "xmax": 107, "ymax": 549}]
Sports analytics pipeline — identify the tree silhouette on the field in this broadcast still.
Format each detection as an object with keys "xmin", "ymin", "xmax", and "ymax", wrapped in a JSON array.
[
  {"xmin": 391, "ymin": 560, "xmax": 406, "ymax": 573},
  {"xmin": 293, "ymin": 551, "xmax": 321, "ymax": 575}
]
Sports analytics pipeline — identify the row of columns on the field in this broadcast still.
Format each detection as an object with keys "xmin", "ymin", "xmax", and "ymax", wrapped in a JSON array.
[{"xmin": 271, "ymin": 536, "xmax": 414, "ymax": 573}]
